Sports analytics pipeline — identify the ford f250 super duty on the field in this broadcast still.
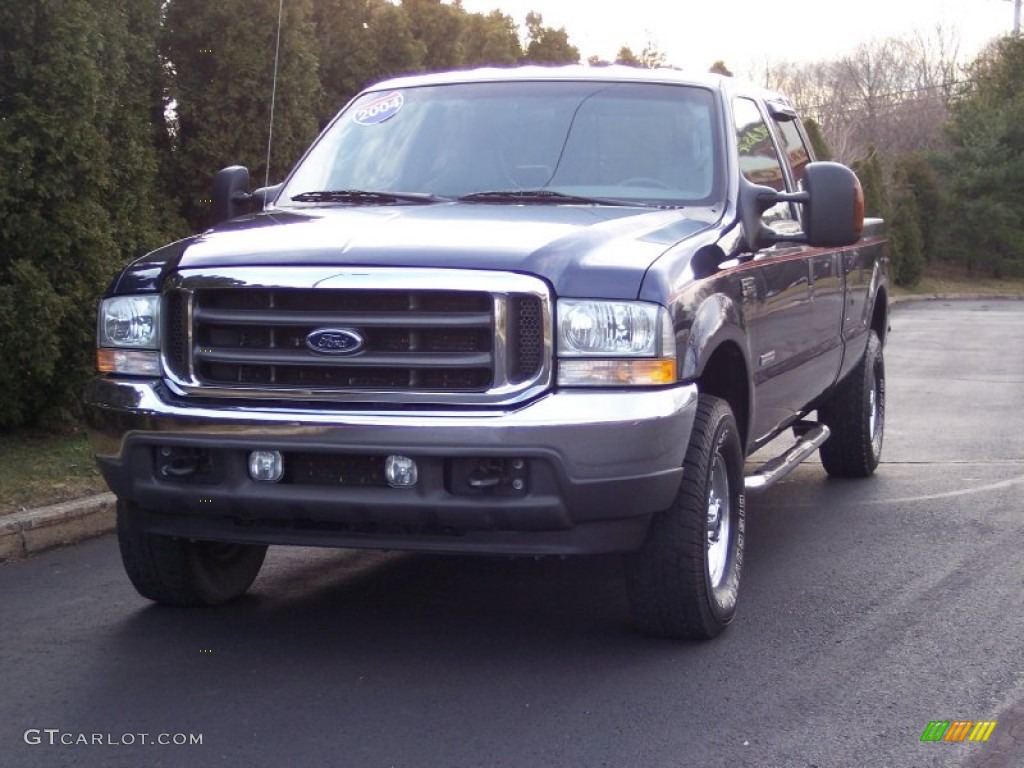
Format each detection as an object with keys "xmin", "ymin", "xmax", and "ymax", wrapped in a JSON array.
[{"xmin": 85, "ymin": 66, "xmax": 888, "ymax": 640}]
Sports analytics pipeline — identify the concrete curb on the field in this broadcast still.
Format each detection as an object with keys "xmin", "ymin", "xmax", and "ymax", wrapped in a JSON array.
[
  {"xmin": 891, "ymin": 292, "xmax": 1023, "ymax": 305},
  {"xmin": 0, "ymin": 493, "xmax": 116, "ymax": 562}
]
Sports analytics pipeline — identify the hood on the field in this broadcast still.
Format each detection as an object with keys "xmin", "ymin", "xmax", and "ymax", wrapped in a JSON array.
[{"xmin": 122, "ymin": 203, "xmax": 720, "ymax": 299}]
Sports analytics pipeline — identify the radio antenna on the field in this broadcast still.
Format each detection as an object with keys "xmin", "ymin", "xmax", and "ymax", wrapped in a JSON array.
[{"xmin": 264, "ymin": 0, "xmax": 286, "ymax": 206}]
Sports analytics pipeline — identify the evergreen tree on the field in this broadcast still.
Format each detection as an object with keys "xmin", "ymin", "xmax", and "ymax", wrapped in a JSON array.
[
  {"xmin": 314, "ymin": 0, "xmax": 423, "ymax": 125},
  {"xmin": 939, "ymin": 35, "xmax": 1024, "ymax": 278},
  {"xmin": 402, "ymin": 0, "xmax": 465, "ymax": 71},
  {"xmin": 95, "ymin": 0, "xmax": 186, "ymax": 262},
  {"xmin": 522, "ymin": 12, "xmax": 579, "ymax": 65},
  {"xmin": 896, "ymin": 154, "xmax": 942, "ymax": 263},
  {"xmin": 0, "ymin": 1, "xmax": 131, "ymax": 426},
  {"xmin": 164, "ymin": 0, "xmax": 322, "ymax": 231},
  {"xmin": 852, "ymin": 148, "xmax": 889, "ymax": 220},
  {"xmin": 853, "ymin": 149, "xmax": 927, "ymax": 286},
  {"xmin": 888, "ymin": 171, "xmax": 925, "ymax": 287},
  {"xmin": 460, "ymin": 10, "xmax": 522, "ymax": 67},
  {"xmin": 802, "ymin": 118, "xmax": 831, "ymax": 161},
  {"xmin": 615, "ymin": 47, "xmax": 641, "ymax": 67}
]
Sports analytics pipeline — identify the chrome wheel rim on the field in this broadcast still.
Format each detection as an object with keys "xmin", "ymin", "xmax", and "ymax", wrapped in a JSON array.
[
  {"xmin": 706, "ymin": 453, "xmax": 731, "ymax": 588},
  {"xmin": 868, "ymin": 386, "xmax": 878, "ymax": 440},
  {"xmin": 869, "ymin": 358, "xmax": 884, "ymax": 444}
]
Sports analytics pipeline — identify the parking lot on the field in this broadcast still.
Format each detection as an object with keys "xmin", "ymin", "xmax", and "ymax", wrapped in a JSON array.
[{"xmin": 1, "ymin": 299, "xmax": 1021, "ymax": 768}]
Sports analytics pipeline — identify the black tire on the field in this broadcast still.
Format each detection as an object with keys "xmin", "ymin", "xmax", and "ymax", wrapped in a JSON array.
[
  {"xmin": 625, "ymin": 395, "xmax": 745, "ymax": 640},
  {"xmin": 818, "ymin": 329, "xmax": 885, "ymax": 478},
  {"xmin": 116, "ymin": 500, "xmax": 267, "ymax": 606}
]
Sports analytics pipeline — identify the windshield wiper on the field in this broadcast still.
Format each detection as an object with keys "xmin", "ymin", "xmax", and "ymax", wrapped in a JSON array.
[
  {"xmin": 457, "ymin": 189, "xmax": 638, "ymax": 206},
  {"xmin": 290, "ymin": 190, "xmax": 448, "ymax": 205}
]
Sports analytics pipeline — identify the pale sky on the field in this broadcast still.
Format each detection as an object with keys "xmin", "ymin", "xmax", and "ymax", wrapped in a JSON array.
[{"xmin": 458, "ymin": 0, "xmax": 1016, "ymax": 76}]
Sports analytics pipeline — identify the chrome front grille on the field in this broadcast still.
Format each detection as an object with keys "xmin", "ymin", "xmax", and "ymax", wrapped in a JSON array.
[{"xmin": 161, "ymin": 267, "xmax": 552, "ymax": 405}]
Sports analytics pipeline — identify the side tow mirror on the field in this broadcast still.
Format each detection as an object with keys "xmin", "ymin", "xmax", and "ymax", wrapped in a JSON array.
[
  {"xmin": 212, "ymin": 165, "xmax": 251, "ymax": 225},
  {"xmin": 738, "ymin": 175, "xmax": 782, "ymax": 252},
  {"xmin": 801, "ymin": 162, "xmax": 865, "ymax": 248},
  {"xmin": 738, "ymin": 162, "xmax": 865, "ymax": 251}
]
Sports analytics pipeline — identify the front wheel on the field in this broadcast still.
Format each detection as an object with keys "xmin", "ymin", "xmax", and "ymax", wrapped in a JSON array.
[
  {"xmin": 117, "ymin": 500, "xmax": 267, "ymax": 606},
  {"xmin": 625, "ymin": 394, "xmax": 745, "ymax": 640}
]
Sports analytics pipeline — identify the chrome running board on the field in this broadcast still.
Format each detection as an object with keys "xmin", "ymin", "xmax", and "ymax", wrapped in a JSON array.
[{"xmin": 744, "ymin": 423, "xmax": 830, "ymax": 494}]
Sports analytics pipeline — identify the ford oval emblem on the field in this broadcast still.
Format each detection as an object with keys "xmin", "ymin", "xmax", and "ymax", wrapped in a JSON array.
[{"xmin": 305, "ymin": 328, "xmax": 365, "ymax": 355}]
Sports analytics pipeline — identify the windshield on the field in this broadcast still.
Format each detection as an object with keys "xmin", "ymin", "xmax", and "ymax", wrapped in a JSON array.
[{"xmin": 278, "ymin": 80, "xmax": 723, "ymax": 207}]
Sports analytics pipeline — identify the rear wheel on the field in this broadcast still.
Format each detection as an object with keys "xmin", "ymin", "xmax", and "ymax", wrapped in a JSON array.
[
  {"xmin": 819, "ymin": 329, "xmax": 885, "ymax": 478},
  {"xmin": 117, "ymin": 500, "xmax": 267, "ymax": 606},
  {"xmin": 625, "ymin": 395, "xmax": 745, "ymax": 640}
]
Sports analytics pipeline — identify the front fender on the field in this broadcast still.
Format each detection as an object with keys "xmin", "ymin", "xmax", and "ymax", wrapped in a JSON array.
[{"xmin": 678, "ymin": 293, "xmax": 750, "ymax": 382}]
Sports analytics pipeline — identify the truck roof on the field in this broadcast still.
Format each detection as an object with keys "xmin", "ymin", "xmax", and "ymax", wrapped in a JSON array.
[{"xmin": 365, "ymin": 65, "xmax": 790, "ymax": 106}]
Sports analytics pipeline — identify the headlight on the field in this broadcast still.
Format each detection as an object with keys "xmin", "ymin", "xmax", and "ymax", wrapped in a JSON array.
[
  {"xmin": 557, "ymin": 300, "xmax": 676, "ymax": 386},
  {"xmin": 97, "ymin": 295, "xmax": 161, "ymax": 376},
  {"xmin": 98, "ymin": 296, "xmax": 160, "ymax": 348}
]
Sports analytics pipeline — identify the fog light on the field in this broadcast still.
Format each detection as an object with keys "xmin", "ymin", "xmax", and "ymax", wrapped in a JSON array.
[
  {"xmin": 385, "ymin": 455, "xmax": 418, "ymax": 488},
  {"xmin": 248, "ymin": 450, "xmax": 284, "ymax": 483}
]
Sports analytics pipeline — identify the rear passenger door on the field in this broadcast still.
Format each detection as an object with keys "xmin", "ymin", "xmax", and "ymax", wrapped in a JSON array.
[
  {"xmin": 733, "ymin": 98, "xmax": 836, "ymax": 443},
  {"xmin": 769, "ymin": 106, "xmax": 845, "ymax": 391}
]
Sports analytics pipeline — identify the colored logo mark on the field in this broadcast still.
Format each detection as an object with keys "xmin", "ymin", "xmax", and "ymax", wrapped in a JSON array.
[
  {"xmin": 920, "ymin": 720, "xmax": 997, "ymax": 742},
  {"xmin": 353, "ymin": 92, "xmax": 404, "ymax": 125},
  {"xmin": 305, "ymin": 328, "xmax": 365, "ymax": 355}
]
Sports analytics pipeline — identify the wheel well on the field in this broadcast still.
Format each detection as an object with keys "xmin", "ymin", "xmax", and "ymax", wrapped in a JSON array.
[
  {"xmin": 697, "ymin": 342, "xmax": 750, "ymax": 449},
  {"xmin": 871, "ymin": 288, "xmax": 888, "ymax": 344}
]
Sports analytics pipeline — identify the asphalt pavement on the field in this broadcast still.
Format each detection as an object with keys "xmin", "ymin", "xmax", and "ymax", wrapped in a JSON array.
[{"xmin": 1, "ymin": 297, "xmax": 1022, "ymax": 768}]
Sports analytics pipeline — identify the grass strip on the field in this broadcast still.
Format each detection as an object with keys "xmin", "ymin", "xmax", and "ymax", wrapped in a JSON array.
[{"xmin": 0, "ymin": 428, "xmax": 107, "ymax": 517}]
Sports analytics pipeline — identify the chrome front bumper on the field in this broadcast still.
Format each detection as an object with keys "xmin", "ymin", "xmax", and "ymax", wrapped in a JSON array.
[{"xmin": 84, "ymin": 378, "xmax": 697, "ymax": 555}]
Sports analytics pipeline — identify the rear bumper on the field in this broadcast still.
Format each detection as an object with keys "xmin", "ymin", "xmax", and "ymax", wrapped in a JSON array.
[{"xmin": 84, "ymin": 377, "xmax": 697, "ymax": 555}]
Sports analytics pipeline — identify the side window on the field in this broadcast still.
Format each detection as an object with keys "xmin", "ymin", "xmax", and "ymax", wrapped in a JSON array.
[
  {"xmin": 733, "ymin": 97, "xmax": 793, "ymax": 226},
  {"xmin": 773, "ymin": 116, "xmax": 811, "ymax": 188}
]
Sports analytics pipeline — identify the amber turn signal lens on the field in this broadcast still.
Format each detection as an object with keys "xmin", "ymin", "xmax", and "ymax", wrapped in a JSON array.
[
  {"xmin": 852, "ymin": 176, "xmax": 865, "ymax": 236},
  {"xmin": 97, "ymin": 348, "xmax": 161, "ymax": 375},
  {"xmin": 558, "ymin": 358, "xmax": 677, "ymax": 387}
]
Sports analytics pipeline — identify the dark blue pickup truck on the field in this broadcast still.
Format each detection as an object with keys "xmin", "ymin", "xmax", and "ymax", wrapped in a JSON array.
[{"xmin": 85, "ymin": 66, "xmax": 888, "ymax": 640}]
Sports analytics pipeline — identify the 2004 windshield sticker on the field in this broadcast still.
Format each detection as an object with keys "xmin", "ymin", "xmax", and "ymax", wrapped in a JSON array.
[{"xmin": 354, "ymin": 92, "xmax": 404, "ymax": 125}]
